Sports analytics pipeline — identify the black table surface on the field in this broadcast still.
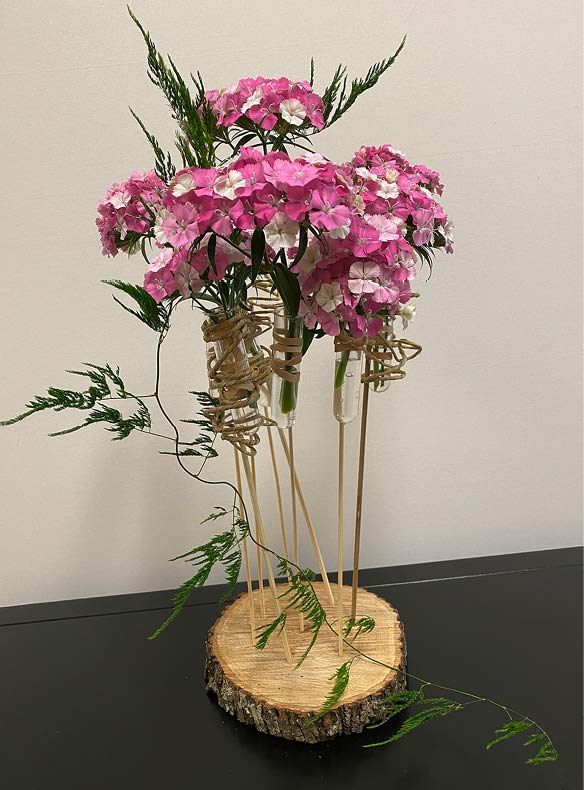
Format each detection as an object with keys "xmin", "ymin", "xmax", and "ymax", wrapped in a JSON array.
[{"xmin": 1, "ymin": 547, "xmax": 582, "ymax": 790}]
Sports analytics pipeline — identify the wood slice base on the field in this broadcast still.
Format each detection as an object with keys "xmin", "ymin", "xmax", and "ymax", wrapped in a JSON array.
[{"xmin": 205, "ymin": 582, "xmax": 406, "ymax": 743}]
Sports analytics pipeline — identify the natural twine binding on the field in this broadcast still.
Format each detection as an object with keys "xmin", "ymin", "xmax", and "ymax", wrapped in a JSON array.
[
  {"xmin": 333, "ymin": 332, "xmax": 367, "ymax": 354},
  {"xmin": 201, "ymin": 309, "xmax": 273, "ymax": 456},
  {"xmin": 362, "ymin": 329, "xmax": 422, "ymax": 384},
  {"xmin": 271, "ymin": 324, "xmax": 303, "ymax": 383},
  {"xmin": 247, "ymin": 292, "xmax": 282, "ymax": 341}
]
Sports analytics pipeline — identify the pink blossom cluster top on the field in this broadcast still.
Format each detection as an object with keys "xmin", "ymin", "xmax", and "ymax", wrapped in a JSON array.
[
  {"xmin": 97, "ymin": 90, "xmax": 452, "ymax": 338},
  {"xmin": 205, "ymin": 76, "xmax": 325, "ymax": 131}
]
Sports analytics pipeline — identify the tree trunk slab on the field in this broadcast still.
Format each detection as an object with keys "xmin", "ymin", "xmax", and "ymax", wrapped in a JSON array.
[{"xmin": 205, "ymin": 582, "xmax": 406, "ymax": 743}]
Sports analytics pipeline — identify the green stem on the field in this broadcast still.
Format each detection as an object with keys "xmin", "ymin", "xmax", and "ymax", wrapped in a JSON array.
[
  {"xmin": 334, "ymin": 350, "xmax": 350, "ymax": 389},
  {"xmin": 279, "ymin": 379, "xmax": 297, "ymax": 414},
  {"xmin": 277, "ymin": 312, "xmax": 302, "ymax": 415}
]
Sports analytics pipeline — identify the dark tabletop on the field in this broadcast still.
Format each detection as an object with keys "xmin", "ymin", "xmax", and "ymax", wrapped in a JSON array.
[{"xmin": 1, "ymin": 547, "xmax": 582, "ymax": 790}]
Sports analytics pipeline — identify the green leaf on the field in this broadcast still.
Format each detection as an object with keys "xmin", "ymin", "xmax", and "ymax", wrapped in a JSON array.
[
  {"xmin": 302, "ymin": 326, "xmax": 316, "ymax": 355},
  {"xmin": 250, "ymin": 228, "xmax": 265, "ymax": 284},
  {"xmin": 207, "ymin": 233, "xmax": 217, "ymax": 275},
  {"xmin": 292, "ymin": 225, "xmax": 308, "ymax": 266},
  {"xmin": 233, "ymin": 132, "xmax": 257, "ymax": 154},
  {"xmin": 271, "ymin": 258, "xmax": 301, "ymax": 318},
  {"xmin": 231, "ymin": 265, "xmax": 249, "ymax": 307}
]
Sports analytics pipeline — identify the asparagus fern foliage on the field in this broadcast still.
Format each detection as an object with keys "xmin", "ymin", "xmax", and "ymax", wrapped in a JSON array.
[
  {"xmin": 366, "ymin": 688, "xmax": 463, "ymax": 746},
  {"xmin": 255, "ymin": 559, "xmax": 328, "ymax": 667},
  {"xmin": 0, "ymin": 363, "xmax": 151, "ymax": 440},
  {"xmin": 311, "ymin": 660, "xmax": 354, "ymax": 721},
  {"xmin": 321, "ymin": 36, "xmax": 406, "ymax": 127},
  {"xmin": 149, "ymin": 512, "xmax": 248, "ymax": 639},
  {"xmin": 159, "ymin": 391, "xmax": 218, "ymax": 459},
  {"xmin": 344, "ymin": 614, "xmax": 376, "ymax": 640},
  {"xmin": 103, "ymin": 280, "xmax": 171, "ymax": 332},
  {"xmin": 128, "ymin": 7, "xmax": 216, "ymax": 169},
  {"xmin": 128, "ymin": 108, "xmax": 176, "ymax": 183},
  {"xmin": 363, "ymin": 685, "xmax": 557, "ymax": 764}
]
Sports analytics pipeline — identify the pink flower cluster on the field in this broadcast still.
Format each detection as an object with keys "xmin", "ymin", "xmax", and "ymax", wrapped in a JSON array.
[
  {"xmin": 96, "ymin": 170, "xmax": 165, "ymax": 257},
  {"xmin": 298, "ymin": 144, "xmax": 453, "ymax": 336},
  {"xmin": 97, "ymin": 144, "xmax": 452, "ymax": 336},
  {"xmin": 205, "ymin": 77, "xmax": 325, "ymax": 131}
]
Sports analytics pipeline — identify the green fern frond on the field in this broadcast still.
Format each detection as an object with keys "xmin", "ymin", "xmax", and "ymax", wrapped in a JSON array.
[
  {"xmin": 49, "ymin": 399, "xmax": 151, "ymax": 440},
  {"xmin": 526, "ymin": 741, "xmax": 558, "ymax": 765},
  {"xmin": 486, "ymin": 719, "xmax": 533, "ymax": 750},
  {"xmin": 344, "ymin": 614, "xmax": 376, "ymax": 640},
  {"xmin": 150, "ymin": 521, "xmax": 246, "ymax": 638},
  {"xmin": 0, "ymin": 363, "xmax": 149, "ymax": 441},
  {"xmin": 256, "ymin": 612, "xmax": 287, "ymax": 650},
  {"xmin": 103, "ymin": 280, "xmax": 169, "ymax": 332},
  {"xmin": 128, "ymin": 8, "xmax": 215, "ymax": 168},
  {"xmin": 485, "ymin": 718, "xmax": 557, "ymax": 764},
  {"xmin": 159, "ymin": 391, "xmax": 218, "ymax": 458},
  {"xmin": 365, "ymin": 695, "xmax": 463, "ymax": 747},
  {"xmin": 321, "ymin": 64, "xmax": 347, "ymax": 124},
  {"xmin": 257, "ymin": 559, "xmax": 325, "ymax": 667},
  {"xmin": 312, "ymin": 660, "xmax": 353, "ymax": 721},
  {"xmin": 252, "ymin": 561, "xmax": 324, "ymax": 664},
  {"xmin": 322, "ymin": 36, "xmax": 406, "ymax": 128},
  {"xmin": 367, "ymin": 689, "xmax": 422, "ymax": 729},
  {"xmin": 128, "ymin": 108, "xmax": 176, "ymax": 182}
]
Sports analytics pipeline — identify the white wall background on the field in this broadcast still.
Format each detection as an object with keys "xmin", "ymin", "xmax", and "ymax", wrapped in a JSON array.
[{"xmin": 0, "ymin": 1, "xmax": 582, "ymax": 607}]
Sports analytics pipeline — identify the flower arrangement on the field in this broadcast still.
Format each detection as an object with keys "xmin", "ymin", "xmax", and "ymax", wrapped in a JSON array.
[
  {"xmin": 96, "ymin": 118, "xmax": 452, "ymax": 342},
  {"xmin": 1, "ymin": 8, "xmax": 557, "ymax": 766}
]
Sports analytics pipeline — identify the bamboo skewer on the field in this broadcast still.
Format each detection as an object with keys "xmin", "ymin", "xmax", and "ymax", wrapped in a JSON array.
[
  {"xmin": 249, "ymin": 452, "xmax": 266, "ymax": 618},
  {"xmin": 288, "ymin": 426, "xmax": 304, "ymax": 631},
  {"xmin": 233, "ymin": 447, "xmax": 256, "ymax": 638},
  {"xmin": 337, "ymin": 422, "xmax": 345, "ymax": 656},
  {"xmin": 350, "ymin": 357, "xmax": 371, "ymax": 618},
  {"xmin": 288, "ymin": 427, "xmax": 299, "ymax": 568},
  {"xmin": 276, "ymin": 428, "xmax": 335, "ymax": 606},
  {"xmin": 264, "ymin": 408, "xmax": 290, "ymax": 564},
  {"xmin": 240, "ymin": 453, "xmax": 293, "ymax": 664}
]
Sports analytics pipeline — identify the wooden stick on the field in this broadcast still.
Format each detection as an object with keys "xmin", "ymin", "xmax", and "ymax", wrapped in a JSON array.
[
  {"xmin": 351, "ymin": 357, "xmax": 371, "ymax": 618},
  {"xmin": 288, "ymin": 426, "xmax": 304, "ymax": 631},
  {"xmin": 264, "ymin": 408, "xmax": 290, "ymax": 564},
  {"xmin": 288, "ymin": 428, "xmax": 299, "ymax": 566},
  {"xmin": 249, "ymin": 452, "xmax": 266, "ymax": 618},
  {"xmin": 234, "ymin": 447, "xmax": 256, "ymax": 638},
  {"xmin": 277, "ymin": 428, "xmax": 336, "ymax": 606},
  {"xmin": 241, "ymin": 453, "xmax": 293, "ymax": 664},
  {"xmin": 337, "ymin": 422, "xmax": 345, "ymax": 656}
]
